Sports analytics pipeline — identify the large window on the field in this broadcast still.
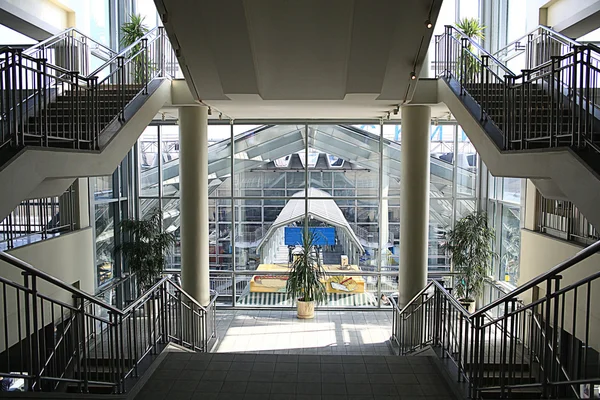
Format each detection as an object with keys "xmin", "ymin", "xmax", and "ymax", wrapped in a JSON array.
[
  {"xmin": 137, "ymin": 121, "xmax": 482, "ymax": 307},
  {"xmin": 91, "ymin": 152, "xmax": 134, "ymax": 289},
  {"xmin": 488, "ymin": 175, "xmax": 524, "ymax": 285}
]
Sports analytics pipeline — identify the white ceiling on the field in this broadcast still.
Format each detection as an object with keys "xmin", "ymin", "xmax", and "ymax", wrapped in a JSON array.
[{"xmin": 155, "ymin": 0, "xmax": 442, "ymax": 119}]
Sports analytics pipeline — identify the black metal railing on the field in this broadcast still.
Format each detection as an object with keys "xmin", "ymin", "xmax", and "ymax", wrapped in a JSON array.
[
  {"xmin": 436, "ymin": 25, "xmax": 600, "ymax": 154},
  {"xmin": 0, "ymin": 26, "xmax": 177, "ymax": 153},
  {"xmin": 0, "ymin": 251, "xmax": 217, "ymax": 393},
  {"xmin": 538, "ymin": 194, "xmax": 600, "ymax": 245},
  {"xmin": 0, "ymin": 186, "xmax": 75, "ymax": 250},
  {"xmin": 392, "ymin": 239, "xmax": 600, "ymax": 399}
]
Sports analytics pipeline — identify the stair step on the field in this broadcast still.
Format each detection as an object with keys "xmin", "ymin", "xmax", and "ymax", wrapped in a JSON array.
[
  {"xmin": 65, "ymin": 384, "xmax": 114, "ymax": 394},
  {"xmin": 480, "ymin": 388, "xmax": 542, "ymax": 399}
]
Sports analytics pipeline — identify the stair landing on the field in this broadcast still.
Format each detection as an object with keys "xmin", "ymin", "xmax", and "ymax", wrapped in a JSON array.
[{"xmin": 136, "ymin": 352, "xmax": 459, "ymax": 400}]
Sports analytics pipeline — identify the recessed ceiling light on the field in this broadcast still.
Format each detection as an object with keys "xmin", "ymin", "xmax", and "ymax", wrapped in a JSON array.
[{"xmin": 425, "ymin": 20, "xmax": 433, "ymax": 29}]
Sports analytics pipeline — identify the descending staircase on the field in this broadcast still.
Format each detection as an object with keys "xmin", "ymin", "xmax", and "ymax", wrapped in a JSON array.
[
  {"xmin": 392, "ymin": 239, "xmax": 600, "ymax": 399},
  {"xmin": 0, "ymin": 27, "xmax": 177, "ymax": 220},
  {"xmin": 0, "ymin": 251, "xmax": 218, "ymax": 394}
]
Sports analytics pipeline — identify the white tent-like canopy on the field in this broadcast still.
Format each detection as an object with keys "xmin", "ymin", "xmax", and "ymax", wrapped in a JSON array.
[{"xmin": 256, "ymin": 188, "xmax": 364, "ymax": 254}]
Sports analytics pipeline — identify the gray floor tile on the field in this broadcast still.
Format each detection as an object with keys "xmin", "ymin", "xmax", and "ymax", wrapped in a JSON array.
[{"xmin": 246, "ymin": 381, "xmax": 272, "ymax": 393}]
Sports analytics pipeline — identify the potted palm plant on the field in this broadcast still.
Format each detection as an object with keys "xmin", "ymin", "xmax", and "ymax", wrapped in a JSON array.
[
  {"xmin": 444, "ymin": 212, "xmax": 496, "ymax": 313},
  {"xmin": 116, "ymin": 208, "xmax": 176, "ymax": 290},
  {"xmin": 286, "ymin": 229, "xmax": 328, "ymax": 319},
  {"xmin": 456, "ymin": 17, "xmax": 486, "ymax": 81},
  {"xmin": 120, "ymin": 14, "xmax": 150, "ymax": 84}
]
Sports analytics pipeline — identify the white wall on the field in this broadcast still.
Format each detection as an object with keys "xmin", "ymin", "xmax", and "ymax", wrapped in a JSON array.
[
  {"xmin": 0, "ymin": 0, "xmax": 73, "ymax": 39},
  {"xmin": 519, "ymin": 229, "xmax": 600, "ymax": 350},
  {"xmin": 526, "ymin": 0, "xmax": 600, "ymax": 37},
  {"xmin": 0, "ymin": 228, "xmax": 95, "ymax": 351}
]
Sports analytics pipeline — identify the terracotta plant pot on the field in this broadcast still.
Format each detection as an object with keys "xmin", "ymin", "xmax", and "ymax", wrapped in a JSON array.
[{"xmin": 297, "ymin": 300, "xmax": 315, "ymax": 319}]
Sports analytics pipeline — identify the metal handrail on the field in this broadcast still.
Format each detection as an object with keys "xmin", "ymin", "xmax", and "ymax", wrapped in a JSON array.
[
  {"xmin": 494, "ymin": 25, "xmax": 579, "ymax": 60},
  {"xmin": 89, "ymin": 27, "xmax": 160, "ymax": 78},
  {"xmin": 24, "ymin": 28, "xmax": 117, "ymax": 60},
  {"xmin": 0, "ymin": 251, "xmax": 122, "ymax": 314},
  {"xmin": 446, "ymin": 25, "xmax": 515, "ymax": 77},
  {"xmin": 473, "ymin": 239, "xmax": 600, "ymax": 317}
]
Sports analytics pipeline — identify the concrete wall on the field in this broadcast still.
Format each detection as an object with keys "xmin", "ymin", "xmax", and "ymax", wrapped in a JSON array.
[
  {"xmin": 0, "ymin": 0, "xmax": 73, "ymax": 40},
  {"xmin": 0, "ymin": 228, "xmax": 95, "ymax": 352},
  {"xmin": 519, "ymin": 229, "xmax": 600, "ymax": 350},
  {"xmin": 526, "ymin": 0, "xmax": 600, "ymax": 37}
]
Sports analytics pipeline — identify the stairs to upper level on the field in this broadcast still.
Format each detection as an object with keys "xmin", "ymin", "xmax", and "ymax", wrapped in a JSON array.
[
  {"xmin": 0, "ymin": 27, "xmax": 177, "ymax": 221},
  {"xmin": 436, "ymin": 25, "xmax": 600, "ymax": 230}
]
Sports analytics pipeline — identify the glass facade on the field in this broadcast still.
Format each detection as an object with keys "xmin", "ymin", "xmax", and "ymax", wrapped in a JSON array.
[
  {"xmin": 487, "ymin": 175, "xmax": 524, "ymax": 286},
  {"xmin": 91, "ymin": 152, "xmax": 134, "ymax": 288},
  {"xmin": 137, "ymin": 122, "xmax": 481, "ymax": 307}
]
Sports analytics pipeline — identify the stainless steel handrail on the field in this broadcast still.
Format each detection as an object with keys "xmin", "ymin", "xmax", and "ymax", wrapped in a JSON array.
[
  {"xmin": 473, "ymin": 239, "xmax": 600, "ymax": 317},
  {"xmin": 0, "ymin": 251, "xmax": 122, "ymax": 314},
  {"xmin": 24, "ymin": 28, "xmax": 117, "ymax": 59},
  {"xmin": 446, "ymin": 25, "xmax": 515, "ymax": 77},
  {"xmin": 494, "ymin": 25, "xmax": 579, "ymax": 60},
  {"xmin": 89, "ymin": 27, "xmax": 160, "ymax": 78}
]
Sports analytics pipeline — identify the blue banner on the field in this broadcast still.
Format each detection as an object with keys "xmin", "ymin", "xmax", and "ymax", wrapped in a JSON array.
[{"xmin": 284, "ymin": 227, "xmax": 335, "ymax": 246}]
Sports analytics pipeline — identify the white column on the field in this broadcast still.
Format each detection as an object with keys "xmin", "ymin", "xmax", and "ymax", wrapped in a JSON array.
[
  {"xmin": 179, "ymin": 106, "xmax": 210, "ymax": 305},
  {"xmin": 380, "ymin": 175, "xmax": 389, "ymax": 262},
  {"xmin": 399, "ymin": 105, "xmax": 431, "ymax": 307}
]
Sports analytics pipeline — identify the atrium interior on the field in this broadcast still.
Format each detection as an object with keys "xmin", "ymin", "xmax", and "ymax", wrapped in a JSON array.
[{"xmin": 0, "ymin": 0, "xmax": 600, "ymax": 398}]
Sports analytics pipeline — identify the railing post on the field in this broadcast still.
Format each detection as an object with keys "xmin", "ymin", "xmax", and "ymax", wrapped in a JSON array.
[
  {"xmin": 549, "ymin": 275, "xmax": 562, "ymax": 398},
  {"xmin": 142, "ymin": 38, "xmax": 149, "ymax": 95},
  {"xmin": 72, "ymin": 71, "xmax": 80, "ymax": 150},
  {"xmin": 22, "ymin": 272, "xmax": 41, "ymax": 391},
  {"xmin": 445, "ymin": 26, "xmax": 451, "ymax": 77},
  {"xmin": 520, "ymin": 70, "xmax": 529, "ymax": 150},
  {"xmin": 541, "ymin": 278, "xmax": 552, "ymax": 397},
  {"xmin": 158, "ymin": 27, "xmax": 166, "ymax": 77},
  {"xmin": 550, "ymin": 56, "xmax": 556, "ymax": 148},
  {"xmin": 584, "ymin": 47, "xmax": 592, "ymax": 147},
  {"xmin": 480, "ymin": 55, "xmax": 489, "ymax": 121},
  {"xmin": 571, "ymin": 48, "xmax": 579, "ymax": 148},
  {"xmin": 460, "ymin": 37, "xmax": 470, "ymax": 95},
  {"xmin": 79, "ymin": 297, "xmax": 88, "ymax": 393},
  {"xmin": 503, "ymin": 75, "xmax": 510, "ymax": 149},
  {"xmin": 118, "ymin": 56, "xmax": 125, "ymax": 121}
]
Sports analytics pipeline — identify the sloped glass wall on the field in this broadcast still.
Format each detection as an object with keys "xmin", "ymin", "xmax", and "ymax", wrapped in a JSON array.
[{"xmin": 137, "ymin": 122, "xmax": 481, "ymax": 307}]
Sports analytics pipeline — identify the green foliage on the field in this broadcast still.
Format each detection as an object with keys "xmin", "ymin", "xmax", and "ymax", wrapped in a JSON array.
[
  {"xmin": 456, "ymin": 18, "xmax": 486, "ymax": 80},
  {"xmin": 445, "ymin": 212, "xmax": 496, "ymax": 302},
  {"xmin": 456, "ymin": 18, "xmax": 485, "ymax": 41},
  {"xmin": 115, "ymin": 208, "xmax": 176, "ymax": 289},
  {"xmin": 286, "ymin": 229, "xmax": 328, "ymax": 304},
  {"xmin": 120, "ymin": 14, "xmax": 150, "ymax": 84},
  {"xmin": 121, "ymin": 14, "xmax": 149, "ymax": 48}
]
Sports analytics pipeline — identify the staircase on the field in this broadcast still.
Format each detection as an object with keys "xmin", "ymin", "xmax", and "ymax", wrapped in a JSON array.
[
  {"xmin": 436, "ymin": 25, "xmax": 600, "ymax": 230},
  {"xmin": 392, "ymin": 239, "xmax": 600, "ymax": 399},
  {"xmin": 0, "ymin": 251, "xmax": 218, "ymax": 394},
  {"xmin": 273, "ymin": 244, "xmax": 290, "ymax": 264},
  {"xmin": 0, "ymin": 27, "xmax": 177, "ymax": 220}
]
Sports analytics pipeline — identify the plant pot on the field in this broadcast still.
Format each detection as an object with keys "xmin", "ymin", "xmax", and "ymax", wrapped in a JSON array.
[
  {"xmin": 459, "ymin": 299, "xmax": 476, "ymax": 313},
  {"xmin": 297, "ymin": 300, "xmax": 315, "ymax": 319}
]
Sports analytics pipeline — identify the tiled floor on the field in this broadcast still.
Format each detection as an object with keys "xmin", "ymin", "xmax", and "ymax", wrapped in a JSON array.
[
  {"xmin": 214, "ymin": 310, "xmax": 393, "ymax": 355},
  {"xmin": 137, "ymin": 351, "xmax": 459, "ymax": 400}
]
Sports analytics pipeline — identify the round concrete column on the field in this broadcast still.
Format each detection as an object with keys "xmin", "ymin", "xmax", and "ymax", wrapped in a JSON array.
[
  {"xmin": 399, "ymin": 105, "xmax": 431, "ymax": 307},
  {"xmin": 179, "ymin": 106, "xmax": 210, "ymax": 306}
]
